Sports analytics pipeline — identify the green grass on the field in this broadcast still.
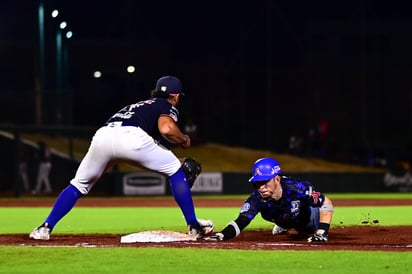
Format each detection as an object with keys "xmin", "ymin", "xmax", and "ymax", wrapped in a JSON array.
[
  {"xmin": 0, "ymin": 247, "xmax": 411, "ymax": 274},
  {"xmin": 1, "ymin": 194, "xmax": 411, "ymax": 274},
  {"xmin": 1, "ymin": 206, "xmax": 412, "ymax": 235}
]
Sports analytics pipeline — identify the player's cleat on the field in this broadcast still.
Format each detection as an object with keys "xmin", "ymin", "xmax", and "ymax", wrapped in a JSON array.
[
  {"xmin": 272, "ymin": 224, "xmax": 288, "ymax": 235},
  {"xmin": 188, "ymin": 219, "xmax": 214, "ymax": 238},
  {"xmin": 188, "ymin": 225, "xmax": 203, "ymax": 238},
  {"xmin": 307, "ymin": 229, "xmax": 328, "ymax": 242},
  {"xmin": 197, "ymin": 219, "xmax": 214, "ymax": 235},
  {"xmin": 29, "ymin": 223, "xmax": 51, "ymax": 240}
]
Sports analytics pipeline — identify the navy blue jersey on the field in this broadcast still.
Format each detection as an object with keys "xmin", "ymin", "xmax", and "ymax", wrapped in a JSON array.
[
  {"xmin": 239, "ymin": 176, "xmax": 325, "ymax": 231},
  {"xmin": 105, "ymin": 98, "xmax": 179, "ymax": 142}
]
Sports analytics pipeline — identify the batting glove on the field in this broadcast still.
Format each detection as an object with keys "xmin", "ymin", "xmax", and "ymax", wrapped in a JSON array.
[
  {"xmin": 202, "ymin": 232, "xmax": 224, "ymax": 241},
  {"xmin": 272, "ymin": 225, "xmax": 288, "ymax": 235}
]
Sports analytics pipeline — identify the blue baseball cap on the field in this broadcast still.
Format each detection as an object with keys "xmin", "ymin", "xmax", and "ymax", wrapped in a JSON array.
[{"xmin": 155, "ymin": 76, "xmax": 184, "ymax": 95}]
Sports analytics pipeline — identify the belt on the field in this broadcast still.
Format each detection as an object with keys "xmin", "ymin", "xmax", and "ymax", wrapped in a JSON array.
[{"xmin": 105, "ymin": 121, "xmax": 137, "ymax": 127}]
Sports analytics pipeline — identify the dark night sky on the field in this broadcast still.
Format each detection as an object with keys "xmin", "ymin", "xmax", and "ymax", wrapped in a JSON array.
[{"xmin": 1, "ymin": 1, "xmax": 411, "ymax": 162}]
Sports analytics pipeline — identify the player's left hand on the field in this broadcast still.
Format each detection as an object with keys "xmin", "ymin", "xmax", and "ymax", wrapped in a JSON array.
[
  {"xmin": 180, "ymin": 134, "xmax": 191, "ymax": 149},
  {"xmin": 181, "ymin": 158, "xmax": 201, "ymax": 188}
]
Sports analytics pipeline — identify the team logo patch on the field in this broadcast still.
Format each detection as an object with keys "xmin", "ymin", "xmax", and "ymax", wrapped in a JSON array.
[
  {"xmin": 254, "ymin": 168, "xmax": 263, "ymax": 175},
  {"xmin": 253, "ymin": 165, "xmax": 280, "ymax": 176},
  {"xmin": 311, "ymin": 191, "xmax": 321, "ymax": 204},
  {"xmin": 305, "ymin": 186, "xmax": 321, "ymax": 204},
  {"xmin": 291, "ymin": 200, "xmax": 300, "ymax": 213},
  {"xmin": 240, "ymin": 202, "xmax": 251, "ymax": 213}
]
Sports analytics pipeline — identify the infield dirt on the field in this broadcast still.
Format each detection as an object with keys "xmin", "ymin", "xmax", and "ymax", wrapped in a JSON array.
[{"xmin": 0, "ymin": 197, "xmax": 411, "ymax": 251}]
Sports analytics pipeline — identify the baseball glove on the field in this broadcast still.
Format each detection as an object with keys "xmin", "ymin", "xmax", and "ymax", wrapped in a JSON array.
[{"xmin": 181, "ymin": 158, "xmax": 201, "ymax": 188}]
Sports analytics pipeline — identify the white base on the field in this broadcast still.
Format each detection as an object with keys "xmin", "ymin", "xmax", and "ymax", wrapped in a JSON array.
[{"xmin": 120, "ymin": 230, "xmax": 198, "ymax": 243}]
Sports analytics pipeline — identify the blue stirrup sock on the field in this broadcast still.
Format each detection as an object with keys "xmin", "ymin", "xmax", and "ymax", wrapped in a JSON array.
[
  {"xmin": 169, "ymin": 168, "xmax": 199, "ymax": 227},
  {"xmin": 42, "ymin": 184, "xmax": 82, "ymax": 230}
]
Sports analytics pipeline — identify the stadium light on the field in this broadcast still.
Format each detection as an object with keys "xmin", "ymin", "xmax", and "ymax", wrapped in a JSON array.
[
  {"xmin": 59, "ymin": 21, "xmax": 67, "ymax": 29},
  {"xmin": 127, "ymin": 65, "xmax": 135, "ymax": 73},
  {"xmin": 93, "ymin": 71, "xmax": 102, "ymax": 78},
  {"xmin": 66, "ymin": 31, "xmax": 73, "ymax": 39},
  {"xmin": 51, "ymin": 9, "xmax": 59, "ymax": 18}
]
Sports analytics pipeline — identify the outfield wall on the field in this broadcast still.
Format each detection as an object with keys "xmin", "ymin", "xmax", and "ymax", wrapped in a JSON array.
[
  {"xmin": 1, "ymin": 132, "xmax": 410, "ymax": 197},
  {"xmin": 118, "ymin": 171, "xmax": 409, "ymax": 196}
]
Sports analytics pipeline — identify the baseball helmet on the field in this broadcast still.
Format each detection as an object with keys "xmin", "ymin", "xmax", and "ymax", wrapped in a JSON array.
[{"xmin": 249, "ymin": 158, "xmax": 281, "ymax": 182}]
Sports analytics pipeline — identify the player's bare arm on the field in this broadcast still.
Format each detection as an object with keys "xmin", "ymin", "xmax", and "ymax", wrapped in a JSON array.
[
  {"xmin": 319, "ymin": 196, "xmax": 333, "ymax": 225},
  {"xmin": 158, "ymin": 115, "xmax": 191, "ymax": 148}
]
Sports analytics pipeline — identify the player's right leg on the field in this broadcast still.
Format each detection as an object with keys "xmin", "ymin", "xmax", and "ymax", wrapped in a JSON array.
[
  {"xmin": 30, "ymin": 128, "xmax": 112, "ymax": 240},
  {"xmin": 29, "ymin": 184, "xmax": 82, "ymax": 240}
]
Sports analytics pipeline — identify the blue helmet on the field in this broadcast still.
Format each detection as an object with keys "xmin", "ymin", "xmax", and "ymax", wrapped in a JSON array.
[{"xmin": 249, "ymin": 158, "xmax": 281, "ymax": 182}]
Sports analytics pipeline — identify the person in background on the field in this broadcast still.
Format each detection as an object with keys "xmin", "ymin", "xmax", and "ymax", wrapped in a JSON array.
[
  {"xmin": 32, "ymin": 141, "xmax": 52, "ymax": 194},
  {"xmin": 18, "ymin": 142, "xmax": 31, "ymax": 192}
]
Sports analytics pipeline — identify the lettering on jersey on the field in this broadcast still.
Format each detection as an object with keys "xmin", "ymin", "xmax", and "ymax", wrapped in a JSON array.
[
  {"xmin": 168, "ymin": 112, "xmax": 178, "ymax": 122},
  {"xmin": 112, "ymin": 112, "xmax": 134, "ymax": 119},
  {"xmin": 111, "ymin": 99, "xmax": 157, "ymax": 120},
  {"xmin": 240, "ymin": 202, "xmax": 251, "ymax": 213},
  {"xmin": 290, "ymin": 200, "xmax": 300, "ymax": 213}
]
